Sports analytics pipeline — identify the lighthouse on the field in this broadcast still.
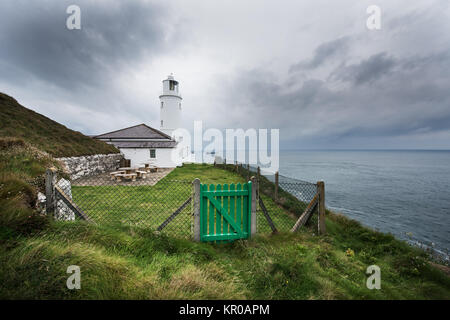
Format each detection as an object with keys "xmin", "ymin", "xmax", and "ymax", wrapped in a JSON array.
[
  {"xmin": 159, "ymin": 74, "xmax": 182, "ymax": 138},
  {"xmin": 94, "ymin": 73, "xmax": 191, "ymax": 168}
]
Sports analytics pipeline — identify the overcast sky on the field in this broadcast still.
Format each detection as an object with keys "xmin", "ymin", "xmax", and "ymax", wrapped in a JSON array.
[{"xmin": 1, "ymin": 0, "xmax": 449, "ymax": 149}]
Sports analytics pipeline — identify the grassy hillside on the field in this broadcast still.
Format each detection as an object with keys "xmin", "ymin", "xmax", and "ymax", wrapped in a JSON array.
[
  {"xmin": 1, "ymin": 163, "xmax": 449, "ymax": 299},
  {"xmin": 0, "ymin": 92, "xmax": 118, "ymax": 158}
]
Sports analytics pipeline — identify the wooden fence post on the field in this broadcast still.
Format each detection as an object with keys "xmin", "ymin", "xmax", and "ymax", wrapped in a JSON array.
[
  {"xmin": 250, "ymin": 176, "xmax": 257, "ymax": 237},
  {"xmin": 317, "ymin": 181, "xmax": 326, "ymax": 235},
  {"xmin": 193, "ymin": 178, "xmax": 201, "ymax": 241},
  {"xmin": 274, "ymin": 171, "xmax": 279, "ymax": 202},
  {"xmin": 45, "ymin": 167, "xmax": 57, "ymax": 216}
]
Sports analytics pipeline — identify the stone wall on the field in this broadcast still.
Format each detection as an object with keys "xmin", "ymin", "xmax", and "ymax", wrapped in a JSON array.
[{"xmin": 56, "ymin": 153, "xmax": 123, "ymax": 180}]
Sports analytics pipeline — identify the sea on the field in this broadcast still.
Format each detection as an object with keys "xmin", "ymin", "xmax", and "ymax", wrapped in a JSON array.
[{"xmin": 278, "ymin": 150, "xmax": 450, "ymax": 261}]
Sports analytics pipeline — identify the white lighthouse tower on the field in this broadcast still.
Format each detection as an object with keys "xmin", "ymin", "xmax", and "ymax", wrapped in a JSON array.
[{"xmin": 159, "ymin": 74, "xmax": 182, "ymax": 138}]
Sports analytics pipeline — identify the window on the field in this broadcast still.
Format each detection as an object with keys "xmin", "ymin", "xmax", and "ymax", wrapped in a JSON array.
[
  {"xmin": 150, "ymin": 149, "xmax": 156, "ymax": 159},
  {"xmin": 179, "ymin": 103, "xmax": 181, "ymax": 110},
  {"xmin": 161, "ymin": 120, "xmax": 163, "ymax": 127},
  {"xmin": 161, "ymin": 101, "xmax": 164, "ymax": 109},
  {"xmin": 169, "ymin": 80, "xmax": 178, "ymax": 92}
]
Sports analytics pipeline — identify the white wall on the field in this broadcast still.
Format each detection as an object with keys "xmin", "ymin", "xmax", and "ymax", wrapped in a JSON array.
[{"xmin": 120, "ymin": 147, "xmax": 182, "ymax": 168}]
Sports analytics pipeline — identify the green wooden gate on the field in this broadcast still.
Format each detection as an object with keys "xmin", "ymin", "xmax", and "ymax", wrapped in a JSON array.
[{"xmin": 200, "ymin": 182, "xmax": 252, "ymax": 242}]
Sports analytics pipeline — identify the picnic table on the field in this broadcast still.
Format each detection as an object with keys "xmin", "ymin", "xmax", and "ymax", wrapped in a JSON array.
[
  {"xmin": 111, "ymin": 167, "xmax": 147, "ymax": 181},
  {"xmin": 141, "ymin": 163, "xmax": 158, "ymax": 173},
  {"xmin": 118, "ymin": 167, "xmax": 136, "ymax": 174}
]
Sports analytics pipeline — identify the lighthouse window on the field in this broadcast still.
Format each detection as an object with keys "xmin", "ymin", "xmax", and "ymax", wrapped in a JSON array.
[
  {"xmin": 161, "ymin": 120, "xmax": 163, "ymax": 126},
  {"xmin": 161, "ymin": 101, "xmax": 164, "ymax": 109},
  {"xmin": 179, "ymin": 103, "xmax": 181, "ymax": 110},
  {"xmin": 149, "ymin": 149, "xmax": 156, "ymax": 159},
  {"xmin": 169, "ymin": 80, "xmax": 175, "ymax": 90}
]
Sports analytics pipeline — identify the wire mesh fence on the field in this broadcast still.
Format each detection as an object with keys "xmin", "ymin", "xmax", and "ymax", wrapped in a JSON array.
[
  {"xmin": 48, "ymin": 162, "xmax": 321, "ymax": 240},
  {"xmin": 52, "ymin": 169, "xmax": 193, "ymax": 238},
  {"xmin": 214, "ymin": 162, "xmax": 319, "ymax": 234}
]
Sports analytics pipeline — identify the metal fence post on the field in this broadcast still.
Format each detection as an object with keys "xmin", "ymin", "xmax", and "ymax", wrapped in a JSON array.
[
  {"xmin": 45, "ymin": 167, "xmax": 57, "ymax": 216},
  {"xmin": 250, "ymin": 176, "xmax": 257, "ymax": 237},
  {"xmin": 317, "ymin": 181, "xmax": 326, "ymax": 235},
  {"xmin": 256, "ymin": 166, "xmax": 260, "ymax": 211},
  {"xmin": 193, "ymin": 178, "xmax": 201, "ymax": 241},
  {"xmin": 274, "ymin": 171, "xmax": 279, "ymax": 202}
]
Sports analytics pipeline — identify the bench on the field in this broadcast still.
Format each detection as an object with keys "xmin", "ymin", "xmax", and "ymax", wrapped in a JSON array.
[
  {"xmin": 115, "ymin": 173, "xmax": 137, "ymax": 182},
  {"xmin": 110, "ymin": 171, "xmax": 125, "ymax": 180}
]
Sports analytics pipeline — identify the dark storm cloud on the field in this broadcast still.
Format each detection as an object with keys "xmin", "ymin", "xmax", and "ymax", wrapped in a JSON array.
[{"xmin": 0, "ymin": 0, "xmax": 167, "ymax": 90}]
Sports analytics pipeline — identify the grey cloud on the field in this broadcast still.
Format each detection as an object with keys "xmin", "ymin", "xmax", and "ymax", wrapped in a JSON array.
[
  {"xmin": 0, "ymin": 1, "xmax": 449, "ymax": 149},
  {"xmin": 330, "ymin": 52, "xmax": 396, "ymax": 85},
  {"xmin": 221, "ymin": 44, "xmax": 450, "ymax": 147},
  {"xmin": 289, "ymin": 37, "xmax": 349, "ymax": 73},
  {"xmin": 0, "ymin": 0, "xmax": 168, "ymax": 91}
]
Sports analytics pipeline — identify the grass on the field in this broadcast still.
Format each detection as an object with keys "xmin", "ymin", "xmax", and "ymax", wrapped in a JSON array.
[
  {"xmin": 1, "ymin": 162, "xmax": 449, "ymax": 299},
  {"xmin": 0, "ymin": 138, "xmax": 65, "ymax": 240},
  {"xmin": 0, "ymin": 106, "xmax": 449, "ymax": 300},
  {"xmin": 0, "ymin": 93, "xmax": 118, "ymax": 157},
  {"xmin": 1, "ymin": 216, "xmax": 449, "ymax": 299}
]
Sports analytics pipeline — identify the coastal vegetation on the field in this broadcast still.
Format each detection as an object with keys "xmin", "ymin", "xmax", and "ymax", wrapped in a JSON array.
[{"xmin": 0, "ymin": 93, "xmax": 449, "ymax": 299}]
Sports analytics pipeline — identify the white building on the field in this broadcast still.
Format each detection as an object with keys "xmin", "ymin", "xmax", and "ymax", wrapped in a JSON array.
[{"xmin": 94, "ymin": 74, "xmax": 190, "ymax": 168}]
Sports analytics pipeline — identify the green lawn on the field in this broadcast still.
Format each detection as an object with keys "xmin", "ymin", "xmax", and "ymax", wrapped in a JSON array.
[
  {"xmin": 71, "ymin": 164, "xmax": 296, "ymax": 237},
  {"xmin": 72, "ymin": 183, "xmax": 192, "ymax": 236}
]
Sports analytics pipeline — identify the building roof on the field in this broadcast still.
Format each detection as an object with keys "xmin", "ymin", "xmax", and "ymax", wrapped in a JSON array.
[
  {"xmin": 110, "ymin": 141, "xmax": 178, "ymax": 148},
  {"xmin": 94, "ymin": 124, "xmax": 172, "ymax": 140}
]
